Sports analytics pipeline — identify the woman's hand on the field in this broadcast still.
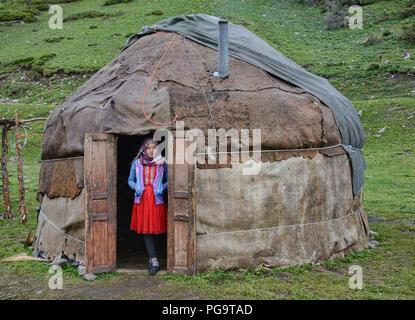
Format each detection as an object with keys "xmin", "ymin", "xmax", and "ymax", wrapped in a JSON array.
[
  {"xmin": 135, "ymin": 183, "xmax": 142, "ymax": 197},
  {"xmin": 155, "ymin": 186, "xmax": 164, "ymax": 197}
]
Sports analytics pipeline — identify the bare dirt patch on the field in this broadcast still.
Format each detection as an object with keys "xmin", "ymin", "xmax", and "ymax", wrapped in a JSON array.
[{"xmin": 0, "ymin": 273, "xmax": 202, "ymax": 300}]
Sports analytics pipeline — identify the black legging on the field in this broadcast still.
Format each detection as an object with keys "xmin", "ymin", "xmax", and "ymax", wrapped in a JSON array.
[{"xmin": 143, "ymin": 234, "xmax": 158, "ymax": 258}]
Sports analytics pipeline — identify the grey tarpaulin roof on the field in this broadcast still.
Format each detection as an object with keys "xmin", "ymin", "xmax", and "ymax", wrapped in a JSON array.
[{"xmin": 120, "ymin": 14, "xmax": 366, "ymax": 197}]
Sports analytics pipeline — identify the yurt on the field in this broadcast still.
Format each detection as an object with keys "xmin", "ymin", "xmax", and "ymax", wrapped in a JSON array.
[{"xmin": 33, "ymin": 14, "xmax": 368, "ymax": 275}]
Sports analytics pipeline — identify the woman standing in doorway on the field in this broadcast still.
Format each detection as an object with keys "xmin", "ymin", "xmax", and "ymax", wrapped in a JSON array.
[{"xmin": 128, "ymin": 137, "xmax": 168, "ymax": 275}]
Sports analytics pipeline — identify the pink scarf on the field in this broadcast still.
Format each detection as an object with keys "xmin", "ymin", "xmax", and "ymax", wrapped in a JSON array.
[{"xmin": 138, "ymin": 137, "xmax": 166, "ymax": 166}]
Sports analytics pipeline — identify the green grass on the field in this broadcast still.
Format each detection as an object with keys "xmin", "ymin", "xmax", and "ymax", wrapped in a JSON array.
[
  {"xmin": 0, "ymin": 0, "xmax": 414, "ymax": 299},
  {"xmin": 356, "ymin": 98, "xmax": 415, "ymax": 219},
  {"xmin": 0, "ymin": 0, "xmax": 219, "ymax": 75},
  {"xmin": 1, "ymin": 0, "xmax": 414, "ymax": 104}
]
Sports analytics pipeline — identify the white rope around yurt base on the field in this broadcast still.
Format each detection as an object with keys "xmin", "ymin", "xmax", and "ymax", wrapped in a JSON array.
[
  {"xmin": 38, "ymin": 210, "xmax": 85, "ymax": 244},
  {"xmin": 196, "ymin": 205, "xmax": 363, "ymax": 238},
  {"xmin": 195, "ymin": 143, "xmax": 362, "ymax": 156}
]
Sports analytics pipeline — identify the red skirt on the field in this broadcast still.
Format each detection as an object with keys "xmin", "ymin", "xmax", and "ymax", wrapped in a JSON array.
[{"xmin": 130, "ymin": 185, "xmax": 167, "ymax": 234}]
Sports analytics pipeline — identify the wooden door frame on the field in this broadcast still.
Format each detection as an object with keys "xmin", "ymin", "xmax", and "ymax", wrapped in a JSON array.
[
  {"xmin": 85, "ymin": 132, "xmax": 196, "ymax": 275},
  {"xmin": 167, "ymin": 134, "xmax": 196, "ymax": 275},
  {"xmin": 84, "ymin": 133, "xmax": 117, "ymax": 274}
]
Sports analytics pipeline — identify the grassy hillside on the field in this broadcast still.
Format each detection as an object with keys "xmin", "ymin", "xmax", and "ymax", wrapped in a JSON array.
[
  {"xmin": 1, "ymin": 0, "xmax": 414, "ymax": 103},
  {"xmin": 0, "ymin": 0, "xmax": 414, "ymax": 299}
]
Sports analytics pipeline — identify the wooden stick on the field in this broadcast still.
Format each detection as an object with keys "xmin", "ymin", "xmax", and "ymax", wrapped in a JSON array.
[
  {"xmin": 14, "ymin": 110, "xmax": 27, "ymax": 224},
  {"xmin": 0, "ymin": 115, "xmax": 46, "ymax": 220},
  {"xmin": 0, "ymin": 117, "xmax": 47, "ymax": 126},
  {"xmin": 1, "ymin": 124, "xmax": 12, "ymax": 219},
  {"xmin": 20, "ymin": 117, "xmax": 48, "ymax": 124}
]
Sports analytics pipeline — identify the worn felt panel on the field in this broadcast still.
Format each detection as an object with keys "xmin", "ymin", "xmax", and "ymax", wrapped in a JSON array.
[
  {"xmin": 195, "ymin": 153, "xmax": 368, "ymax": 271},
  {"xmin": 37, "ymin": 157, "xmax": 84, "ymax": 201}
]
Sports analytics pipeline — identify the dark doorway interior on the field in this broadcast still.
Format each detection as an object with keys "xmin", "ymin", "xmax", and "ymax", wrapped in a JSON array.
[{"xmin": 116, "ymin": 134, "xmax": 167, "ymax": 270}]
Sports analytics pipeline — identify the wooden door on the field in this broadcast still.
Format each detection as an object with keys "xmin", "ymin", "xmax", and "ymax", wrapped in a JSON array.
[
  {"xmin": 167, "ymin": 134, "xmax": 196, "ymax": 275},
  {"xmin": 84, "ymin": 133, "xmax": 117, "ymax": 274}
]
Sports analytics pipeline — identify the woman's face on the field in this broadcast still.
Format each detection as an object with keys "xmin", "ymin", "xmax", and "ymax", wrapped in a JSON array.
[{"xmin": 146, "ymin": 142, "xmax": 157, "ymax": 158}]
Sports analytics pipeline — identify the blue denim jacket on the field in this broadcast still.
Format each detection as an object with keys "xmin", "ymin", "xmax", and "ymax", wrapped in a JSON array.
[{"xmin": 128, "ymin": 159, "xmax": 168, "ymax": 204}]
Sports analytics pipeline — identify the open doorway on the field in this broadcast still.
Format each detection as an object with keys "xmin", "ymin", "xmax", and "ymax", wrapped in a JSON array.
[
  {"xmin": 84, "ymin": 132, "xmax": 196, "ymax": 275},
  {"xmin": 116, "ymin": 134, "xmax": 167, "ymax": 271}
]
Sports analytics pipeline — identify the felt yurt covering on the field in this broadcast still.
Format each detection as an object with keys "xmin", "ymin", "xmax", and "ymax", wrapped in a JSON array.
[{"xmin": 33, "ymin": 14, "xmax": 368, "ymax": 271}]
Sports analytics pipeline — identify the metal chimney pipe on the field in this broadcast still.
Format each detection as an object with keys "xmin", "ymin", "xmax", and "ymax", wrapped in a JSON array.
[{"xmin": 216, "ymin": 19, "xmax": 229, "ymax": 78}]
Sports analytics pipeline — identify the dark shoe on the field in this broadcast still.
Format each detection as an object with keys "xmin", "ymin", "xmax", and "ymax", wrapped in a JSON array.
[
  {"xmin": 149, "ymin": 257, "xmax": 160, "ymax": 275},
  {"xmin": 149, "ymin": 264, "xmax": 159, "ymax": 275}
]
